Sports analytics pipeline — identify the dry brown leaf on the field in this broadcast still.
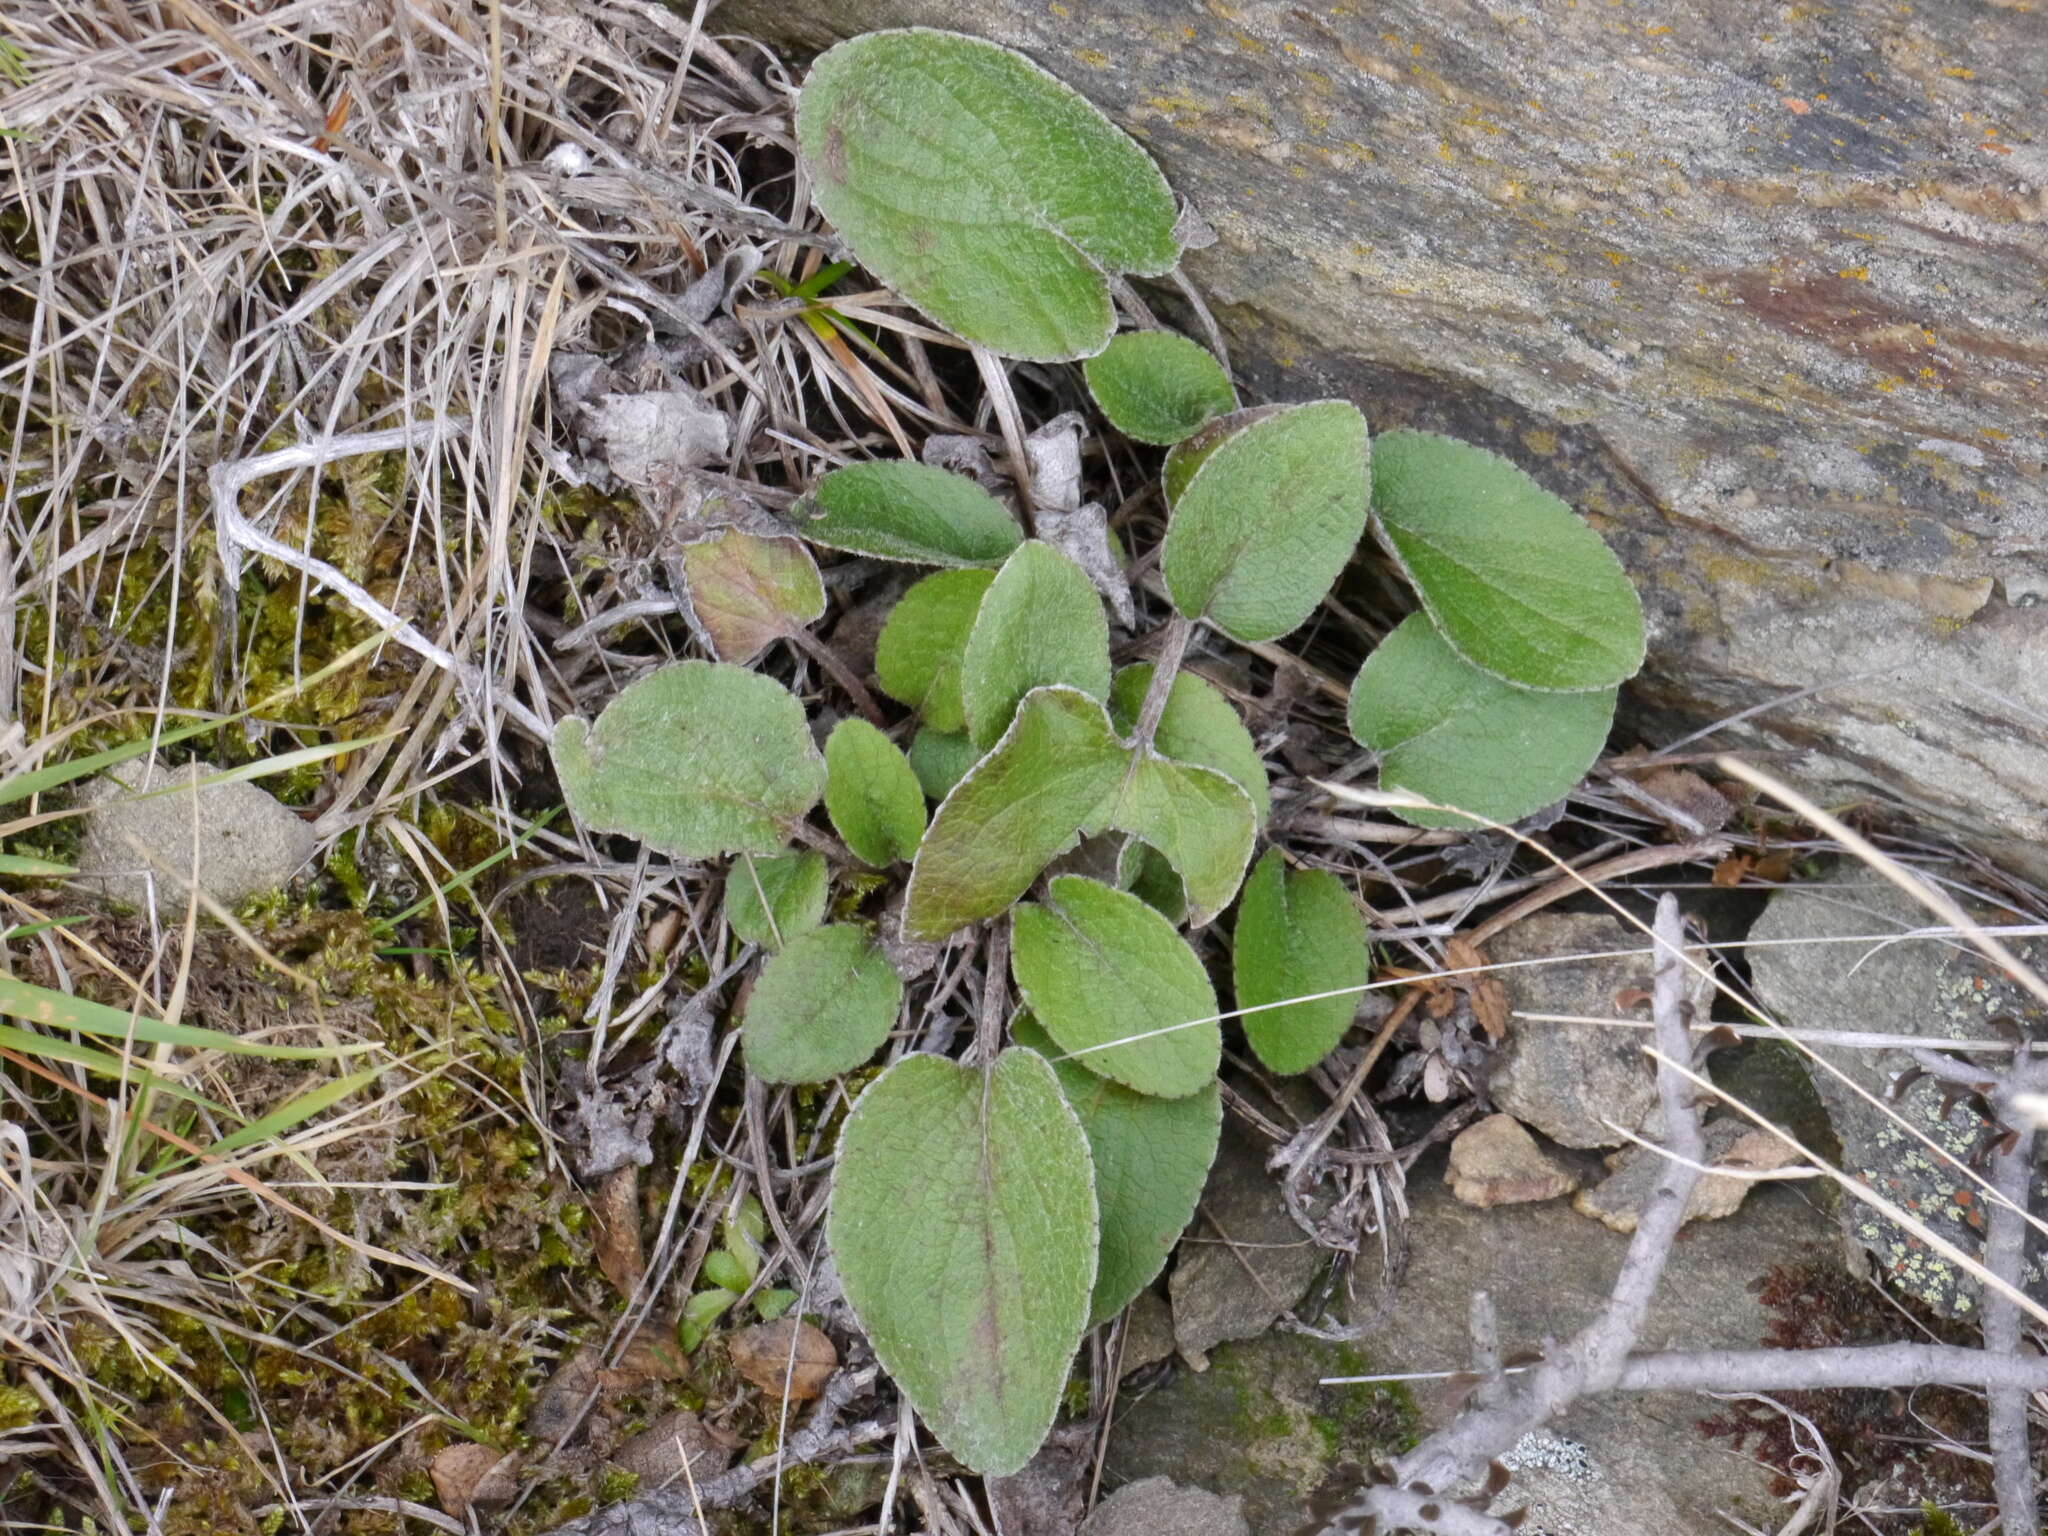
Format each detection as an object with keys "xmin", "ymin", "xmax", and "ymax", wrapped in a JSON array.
[
  {"xmin": 604, "ymin": 1325, "xmax": 690, "ymax": 1389},
  {"xmin": 729, "ymin": 1318, "xmax": 837, "ymax": 1401},
  {"xmin": 591, "ymin": 1163, "xmax": 646, "ymax": 1299},
  {"xmin": 1625, "ymin": 763, "xmax": 1735, "ymax": 834},
  {"xmin": 1443, "ymin": 936, "xmax": 1510, "ymax": 1040},
  {"xmin": 430, "ymin": 1443, "xmax": 522, "ymax": 1515},
  {"xmin": 615, "ymin": 1408, "xmax": 739, "ymax": 1490}
]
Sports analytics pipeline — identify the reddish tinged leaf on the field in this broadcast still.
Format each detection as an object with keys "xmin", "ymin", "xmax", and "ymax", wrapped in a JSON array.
[{"xmin": 679, "ymin": 530, "xmax": 825, "ymax": 663}]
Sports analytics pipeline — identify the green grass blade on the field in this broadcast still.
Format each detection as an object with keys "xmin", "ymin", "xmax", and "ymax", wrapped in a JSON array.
[
  {"xmin": 0, "ymin": 974, "xmax": 373, "ymax": 1060},
  {"xmin": 208, "ymin": 1065, "xmax": 387, "ymax": 1156}
]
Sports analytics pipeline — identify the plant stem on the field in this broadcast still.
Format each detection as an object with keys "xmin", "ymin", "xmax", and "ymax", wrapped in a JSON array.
[{"xmin": 1128, "ymin": 614, "xmax": 1194, "ymax": 756}]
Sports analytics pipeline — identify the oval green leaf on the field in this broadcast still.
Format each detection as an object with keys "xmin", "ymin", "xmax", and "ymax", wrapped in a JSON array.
[
  {"xmin": 903, "ymin": 687, "xmax": 1129, "ymax": 941},
  {"xmin": 797, "ymin": 29, "xmax": 1181, "ymax": 362},
  {"xmin": 725, "ymin": 849, "xmax": 829, "ymax": 951},
  {"xmin": 797, "ymin": 461, "xmax": 1024, "ymax": 567},
  {"xmin": 1013, "ymin": 1013, "xmax": 1220, "ymax": 1326},
  {"xmin": 1011, "ymin": 875, "xmax": 1219, "ymax": 1099},
  {"xmin": 1108, "ymin": 664, "xmax": 1269, "ymax": 823},
  {"xmin": 1369, "ymin": 429, "xmax": 1646, "ymax": 691},
  {"xmin": 825, "ymin": 718, "xmax": 928, "ymax": 866},
  {"xmin": 1161, "ymin": 401, "xmax": 1370, "ymax": 643},
  {"xmin": 1083, "ymin": 331, "xmax": 1236, "ymax": 446},
  {"xmin": 1108, "ymin": 755, "xmax": 1255, "ymax": 927},
  {"xmin": 829, "ymin": 1049, "xmax": 1097, "ymax": 1474},
  {"xmin": 908, "ymin": 727, "xmax": 980, "ymax": 801},
  {"xmin": 743, "ymin": 923, "xmax": 903, "ymax": 1083},
  {"xmin": 678, "ymin": 530, "xmax": 825, "ymax": 664},
  {"xmin": 1347, "ymin": 613, "xmax": 1617, "ymax": 829},
  {"xmin": 552, "ymin": 661, "xmax": 825, "ymax": 860},
  {"xmin": 960, "ymin": 541, "xmax": 1113, "ymax": 750},
  {"xmin": 1232, "ymin": 849, "xmax": 1373, "ymax": 1075},
  {"xmin": 876, "ymin": 568, "xmax": 996, "ymax": 732}
]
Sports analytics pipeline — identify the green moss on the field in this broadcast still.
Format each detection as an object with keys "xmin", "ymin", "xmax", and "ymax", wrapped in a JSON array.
[{"xmin": 1909, "ymin": 1505, "xmax": 1968, "ymax": 1536}]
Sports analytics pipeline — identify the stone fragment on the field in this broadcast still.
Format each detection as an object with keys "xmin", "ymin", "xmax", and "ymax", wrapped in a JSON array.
[
  {"xmin": 1484, "ymin": 913, "xmax": 1669, "ymax": 1149},
  {"xmin": 1445, "ymin": 1114, "xmax": 1579, "ymax": 1207},
  {"xmin": 1169, "ymin": 1126, "xmax": 1322, "ymax": 1368},
  {"xmin": 1572, "ymin": 1119, "xmax": 1800, "ymax": 1235},
  {"xmin": 77, "ymin": 760, "xmax": 316, "ymax": 910},
  {"xmin": 1117, "ymin": 1287, "xmax": 1177, "ymax": 1377},
  {"xmin": 1081, "ymin": 1478, "xmax": 1250, "ymax": 1536}
]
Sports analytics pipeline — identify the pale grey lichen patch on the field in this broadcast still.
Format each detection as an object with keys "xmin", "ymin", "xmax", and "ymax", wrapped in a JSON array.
[
  {"xmin": 1749, "ymin": 865, "xmax": 2048, "ymax": 1316},
  {"xmin": 1501, "ymin": 1431, "xmax": 1598, "ymax": 1482}
]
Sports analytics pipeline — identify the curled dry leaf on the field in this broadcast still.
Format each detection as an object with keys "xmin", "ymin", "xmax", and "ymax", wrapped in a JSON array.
[
  {"xmin": 430, "ymin": 1443, "xmax": 522, "ymax": 1515},
  {"xmin": 615, "ymin": 1408, "xmax": 740, "ymax": 1490},
  {"xmin": 590, "ymin": 1163, "xmax": 646, "ymax": 1300},
  {"xmin": 729, "ymin": 1318, "xmax": 838, "ymax": 1401}
]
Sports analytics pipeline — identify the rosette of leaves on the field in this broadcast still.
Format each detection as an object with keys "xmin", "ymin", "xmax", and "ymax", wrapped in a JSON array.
[{"xmin": 546, "ymin": 24, "xmax": 1650, "ymax": 1482}]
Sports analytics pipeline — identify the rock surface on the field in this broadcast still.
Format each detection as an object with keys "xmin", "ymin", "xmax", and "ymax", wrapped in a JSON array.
[
  {"xmin": 1445, "ymin": 1113, "xmax": 1579, "ymax": 1207},
  {"xmin": 1104, "ymin": 1326, "xmax": 1420, "ymax": 1533},
  {"xmin": 1379, "ymin": 1174, "xmax": 1837, "ymax": 1535},
  {"xmin": 1169, "ymin": 1124, "xmax": 1323, "ymax": 1367},
  {"xmin": 1484, "ymin": 914, "xmax": 1667, "ymax": 1149},
  {"xmin": 722, "ymin": 0, "xmax": 2048, "ymax": 880},
  {"xmin": 1109, "ymin": 1171, "xmax": 1837, "ymax": 1533},
  {"xmin": 1079, "ymin": 1478, "xmax": 1250, "ymax": 1536},
  {"xmin": 1573, "ymin": 1116, "xmax": 1800, "ymax": 1234},
  {"xmin": 77, "ymin": 759, "xmax": 316, "ymax": 909},
  {"xmin": 1746, "ymin": 863, "xmax": 2048, "ymax": 1315}
]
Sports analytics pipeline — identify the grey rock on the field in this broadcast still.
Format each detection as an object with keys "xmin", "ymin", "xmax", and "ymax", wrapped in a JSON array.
[
  {"xmin": 1080, "ymin": 1479, "xmax": 1249, "ymax": 1536},
  {"xmin": 720, "ymin": 0, "xmax": 2048, "ymax": 883},
  {"xmin": 1103, "ymin": 1328, "xmax": 1420, "ymax": 1534},
  {"xmin": 1384, "ymin": 1174, "xmax": 1836, "ymax": 1536},
  {"xmin": 1118, "ymin": 1287, "xmax": 1177, "ymax": 1378},
  {"xmin": 1746, "ymin": 864, "xmax": 2048, "ymax": 1316},
  {"xmin": 1169, "ymin": 1125, "xmax": 1322, "ymax": 1367},
  {"xmin": 76, "ymin": 760, "xmax": 317, "ymax": 910},
  {"xmin": 1485, "ymin": 914, "xmax": 1667, "ymax": 1149},
  {"xmin": 1108, "ymin": 1172, "xmax": 1832, "ymax": 1533}
]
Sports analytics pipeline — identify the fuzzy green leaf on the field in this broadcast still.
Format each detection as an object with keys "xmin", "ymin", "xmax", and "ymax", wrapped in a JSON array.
[
  {"xmin": 797, "ymin": 29, "xmax": 1180, "ymax": 362},
  {"xmin": 1012, "ymin": 1014, "xmax": 1219, "ymax": 1325},
  {"xmin": 797, "ymin": 461, "xmax": 1024, "ymax": 567},
  {"xmin": 1161, "ymin": 401, "xmax": 1370, "ymax": 643},
  {"xmin": 824, "ymin": 719, "xmax": 928, "ymax": 866},
  {"xmin": 677, "ymin": 530, "xmax": 825, "ymax": 664},
  {"xmin": 743, "ymin": 924, "xmax": 903, "ymax": 1083},
  {"xmin": 553, "ymin": 661, "xmax": 825, "ymax": 860},
  {"xmin": 1120, "ymin": 840, "xmax": 1187, "ymax": 925},
  {"xmin": 1348, "ymin": 613, "xmax": 1617, "ymax": 829},
  {"xmin": 876, "ymin": 569, "xmax": 995, "ymax": 732},
  {"xmin": 1369, "ymin": 429, "xmax": 1646, "ymax": 691},
  {"xmin": 1083, "ymin": 331, "xmax": 1236, "ymax": 446},
  {"xmin": 1232, "ymin": 850, "xmax": 1373, "ymax": 1075},
  {"xmin": 1108, "ymin": 664, "xmax": 1269, "ymax": 823},
  {"xmin": 829, "ymin": 1049, "xmax": 1097, "ymax": 1474},
  {"xmin": 903, "ymin": 688, "xmax": 1128, "ymax": 941},
  {"xmin": 908, "ymin": 728, "xmax": 980, "ymax": 801},
  {"xmin": 1011, "ymin": 875, "xmax": 1219, "ymax": 1098},
  {"xmin": 960, "ymin": 541, "xmax": 1112, "ymax": 749},
  {"xmin": 725, "ymin": 850, "xmax": 829, "ymax": 951},
  {"xmin": 1109, "ymin": 755, "xmax": 1255, "ymax": 927}
]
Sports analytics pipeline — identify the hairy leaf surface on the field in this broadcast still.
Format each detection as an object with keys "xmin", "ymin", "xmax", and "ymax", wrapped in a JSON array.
[
  {"xmin": 829, "ymin": 1049, "xmax": 1097, "ymax": 1474},
  {"xmin": 797, "ymin": 30, "xmax": 1180, "ymax": 361},
  {"xmin": 744, "ymin": 924, "xmax": 903, "ymax": 1083},
  {"xmin": 798, "ymin": 461, "xmax": 1023, "ymax": 566},
  {"xmin": 1011, "ymin": 875, "xmax": 1219, "ymax": 1098},
  {"xmin": 1370, "ymin": 429, "xmax": 1645, "ymax": 691},
  {"xmin": 1347, "ymin": 613, "xmax": 1616, "ymax": 829},
  {"xmin": 1232, "ymin": 850, "xmax": 1372, "ymax": 1075},
  {"xmin": 552, "ymin": 662, "xmax": 824, "ymax": 859},
  {"xmin": 960, "ymin": 542, "xmax": 1112, "ymax": 749}
]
